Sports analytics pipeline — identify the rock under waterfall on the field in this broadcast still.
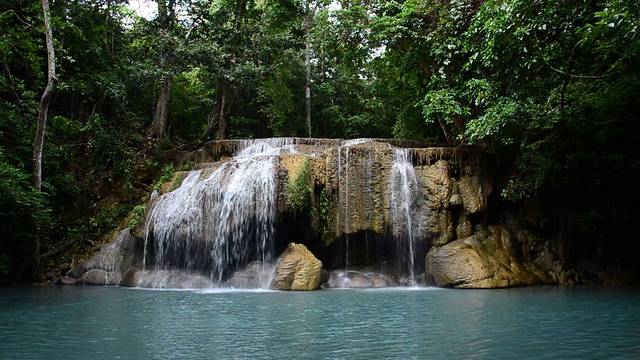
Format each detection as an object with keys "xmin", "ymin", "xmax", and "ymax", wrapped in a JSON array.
[{"xmin": 64, "ymin": 138, "xmax": 557, "ymax": 289}]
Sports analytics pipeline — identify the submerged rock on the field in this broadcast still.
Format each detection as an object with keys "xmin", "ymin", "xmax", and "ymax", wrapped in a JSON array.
[
  {"xmin": 125, "ymin": 269, "xmax": 213, "ymax": 289},
  {"xmin": 227, "ymin": 261, "xmax": 274, "ymax": 288},
  {"xmin": 270, "ymin": 243, "xmax": 326, "ymax": 291},
  {"xmin": 325, "ymin": 270, "xmax": 400, "ymax": 288}
]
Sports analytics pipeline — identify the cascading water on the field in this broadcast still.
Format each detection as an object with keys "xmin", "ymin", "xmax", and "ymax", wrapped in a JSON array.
[
  {"xmin": 68, "ymin": 137, "xmax": 436, "ymax": 289},
  {"xmin": 339, "ymin": 139, "xmax": 373, "ymax": 273},
  {"xmin": 142, "ymin": 139, "xmax": 290, "ymax": 288},
  {"xmin": 388, "ymin": 148, "xmax": 425, "ymax": 284},
  {"xmin": 344, "ymin": 146, "xmax": 350, "ymax": 270}
]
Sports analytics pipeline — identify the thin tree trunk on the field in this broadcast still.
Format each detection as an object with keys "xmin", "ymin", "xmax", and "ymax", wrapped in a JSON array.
[
  {"xmin": 148, "ymin": 0, "xmax": 174, "ymax": 144},
  {"xmin": 397, "ymin": 38, "xmax": 432, "ymax": 79},
  {"xmin": 204, "ymin": 57, "xmax": 232, "ymax": 141},
  {"xmin": 149, "ymin": 76, "xmax": 172, "ymax": 141},
  {"xmin": 304, "ymin": 1, "xmax": 316, "ymax": 138},
  {"xmin": 202, "ymin": 77, "xmax": 229, "ymax": 141},
  {"xmin": 215, "ymin": 6, "xmax": 244, "ymax": 141},
  {"xmin": 202, "ymin": 82, "xmax": 222, "ymax": 142},
  {"xmin": 437, "ymin": 116, "xmax": 451, "ymax": 144},
  {"xmin": 157, "ymin": 0, "xmax": 168, "ymax": 23},
  {"xmin": 216, "ymin": 80, "xmax": 228, "ymax": 140},
  {"xmin": 32, "ymin": 0, "xmax": 57, "ymax": 282},
  {"xmin": 305, "ymin": 38, "xmax": 311, "ymax": 138}
]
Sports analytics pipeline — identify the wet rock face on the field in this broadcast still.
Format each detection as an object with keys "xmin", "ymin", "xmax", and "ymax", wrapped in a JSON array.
[
  {"xmin": 227, "ymin": 261, "xmax": 274, "ymax": 289},
  {"xmin": 419, "ymin": 159, "xmax": 452, "ymax": 209},
  {"xmin": 67, "ymin": 138, "xmax": 565, "ymax": 289},
  {"xmin": 325, "ymin": 271, "xmax": 400, "ymax": 288},
  {"xmin": 62, "ymin": 228, "xmax": 142, "ymax": 286},
  {"xmin": 270, "ymin": 243, "xmax": 326, "ymax": 291},
  {"xmin": 426, "ymin": 225, "xmax": 552, "ymax": 288}
]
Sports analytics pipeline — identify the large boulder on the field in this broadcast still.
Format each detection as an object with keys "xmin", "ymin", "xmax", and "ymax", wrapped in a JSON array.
[
  {"xmin": 270, "ymin": 243, "xmax": 326, "ymax": 291},
  {"xmin": 426, "ymin": 226, "xmax": 551, "ymax": 288},
  {"xmin": 62, "ymin": 228, "xmax": 142, "ymax": 286},
  {"xmin": 427, "ymin": 239, "xmax": 510, "ymax": 288}
]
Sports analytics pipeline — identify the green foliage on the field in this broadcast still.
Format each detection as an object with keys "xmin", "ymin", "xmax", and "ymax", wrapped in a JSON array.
[
  {"xmin": 419, "ymin": 89, "xmax": 470, "ymax": 137},
  {"xmin": 180, "ymin": 162, "xmax": 194, "ymax": 171},
  {"xmin": 169, "ymin": 69, "xmax": 213, "ymax": 142},
  {"xmin": 171, "ymin": 173, "xmax": 185, "ymax": 191},
  {"xmin": 258, "ymin": 59, "xmax": 300, "ymax": 136},
  {"xmin": 128, "ymin": 205, "xmax": 146, "ymax": 229},
  {"xmin": 87, "ymin": 204, "xmax": 130, "ymax": 237},
  {"xmin": 287, "ymin": 160, "xmax": 313, "ymax": 213},
  {"xmin": 0, "ymin": 0, "xmax": 638, "ymax": 281},
  {"xmin": 0, "ymin": 147, "xmax": 49, "ymax": 281},
  {"xmin": 315, "ymin": 187, "xmax": 335, "ymax": 244},
  {"xmin": 154, "ymin": 165, "xmax": 176, "ymax": 191}
]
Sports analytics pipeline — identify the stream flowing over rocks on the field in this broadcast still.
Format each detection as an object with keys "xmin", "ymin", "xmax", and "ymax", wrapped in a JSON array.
[{"xmin": 63, "ymin": 138, "xmax": 572, "ymax": 289}]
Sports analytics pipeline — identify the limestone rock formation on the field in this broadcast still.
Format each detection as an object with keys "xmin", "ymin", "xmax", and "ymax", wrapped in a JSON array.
[
  {"xmin": 426, "ymin": 225, "xmax": 552, "ymax": 288},
  {"xmin": 62, "ymin": 228, "xmax": 142, "ymax": 286},
  {"xmin": 65, "ymin": 138, "xmax": 577, "ymax": 290},
  {"xmin": 270, "ymin": 243, "xmax": 326, "ymax": 291},
  {"xmin": 418, "ymin": 159, "xmax": 451, "ymax": 209}
]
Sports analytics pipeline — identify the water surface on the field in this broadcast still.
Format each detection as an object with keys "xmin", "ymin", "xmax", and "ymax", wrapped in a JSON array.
[{"xmin": 1, "ymin": 286, "xmax": 639, "ymax": 359}]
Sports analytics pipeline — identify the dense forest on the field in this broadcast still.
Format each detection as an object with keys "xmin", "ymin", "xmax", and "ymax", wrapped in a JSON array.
[{"xmin": 1, "ymin": 0, "xmax": 638, "ymax": 284}]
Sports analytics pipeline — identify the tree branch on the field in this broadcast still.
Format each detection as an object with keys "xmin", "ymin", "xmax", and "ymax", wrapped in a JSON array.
[{"xmin": 545, "ymin": 61, "xmax": 605, "ymax": 79}]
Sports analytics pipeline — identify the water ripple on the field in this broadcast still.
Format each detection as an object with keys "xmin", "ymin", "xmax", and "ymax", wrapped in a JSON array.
[{"xmin": 0, "ymin": 286, "xmax": 639, "ymax": 359}]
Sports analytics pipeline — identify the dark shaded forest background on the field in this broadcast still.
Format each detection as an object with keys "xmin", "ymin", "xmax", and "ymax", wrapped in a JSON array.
[{"xmin": 1, "ymin": 0, "xmax": 638, "ymax": 283}]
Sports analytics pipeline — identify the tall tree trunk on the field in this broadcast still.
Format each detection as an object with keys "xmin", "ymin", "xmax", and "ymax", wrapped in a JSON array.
[
  {"xmin": 202, "ymin": 82, "xmax": 222, "ymax": 142},
  {"xmin": 202, "ymin": 81, "xmax": 229, "ymax": 141},
  {"xmin": 149, "ymin": 76, "xmax": 172, "ymax": 141},
  {"xmin": 305, "ymin": 38, "xmax": 311, "ymax": 138},
  {"xmin": 32, "ymin": 0, "xmax": 57, "ymax": 282},
  {"xmin": 148, "ymin": 0, "xmax": 175, "ymax": 144},
  {"xmin": 203, "ymin": 58, "xmax": 231, "ymax": 141},
  {"xmin": 216, "ymin": 80, "xmax": 228, "ymax": 140},
  {"xmin": 303, "ymin": 1, "xmax": 317, "ymax": 138}
]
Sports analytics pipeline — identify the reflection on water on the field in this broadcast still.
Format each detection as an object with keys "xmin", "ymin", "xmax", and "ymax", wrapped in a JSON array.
[{"xmin": 1, "ymin": 286, "xmax": 639, "ymax": 359}]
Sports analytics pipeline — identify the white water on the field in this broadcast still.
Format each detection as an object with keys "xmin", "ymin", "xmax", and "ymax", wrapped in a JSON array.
[
  {"xmin": 344, "ymin": 147, "xmax": 350, "ymax": 270},
  {"xmin": 389, "ymin": 149, "xmax": 425, "ymax": 283},
  {"xmin": 339, "ymin": 139, "xmax": 373, "ymax": 272},
  {"xmin": 341, "ymin": 138, "xmax": 372, "ymax": 147},
  {"xmin": 142, "ymin": 139, "xmax": 286, "ymax": 288},
  {"xmin": 139, "ymin": 138, "xmax": 428, "ymax": 288}
]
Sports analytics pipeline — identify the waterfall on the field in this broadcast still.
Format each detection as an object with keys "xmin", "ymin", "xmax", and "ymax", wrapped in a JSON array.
[
  {"xmin": 338, "ymin": 139, "xmax": 372, "ymax": 273},
  {"xmin": 344, "ymin": 146, "xmax": 350, "ymax": 271},
  {"xmin": 142, "ymin": 139, "xmax": 286, "ymax": 288},
  {"xmin": 68, "ymin": 137, "xmax": 438, "ymax": 289},
  {"xmin": 389, "ymin": 149, "xmax": 424, "ymax": 284}
]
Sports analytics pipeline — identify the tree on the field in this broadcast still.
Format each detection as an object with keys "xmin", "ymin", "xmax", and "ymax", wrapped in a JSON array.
[
  {"xmin": 34, "ymin": 0, "xmax": 57, "ymax": 193},
  {"xmin": 31, "ymin": 0, "xmax": 57, "ymax": 281},
  {"xmin": 194, "ymin": 0, "xmax": 304, "ymax": 140},
  {"xmin": 147, "ymin": 0, "xmax": 186, "ymax": 144},
  {"xmin": 197, "ymin": 0, "xmax": 251, "ymax": 141},
  {"xmin": 302, "ymin": 0, "xmax": 328, "ymax": 137}
]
